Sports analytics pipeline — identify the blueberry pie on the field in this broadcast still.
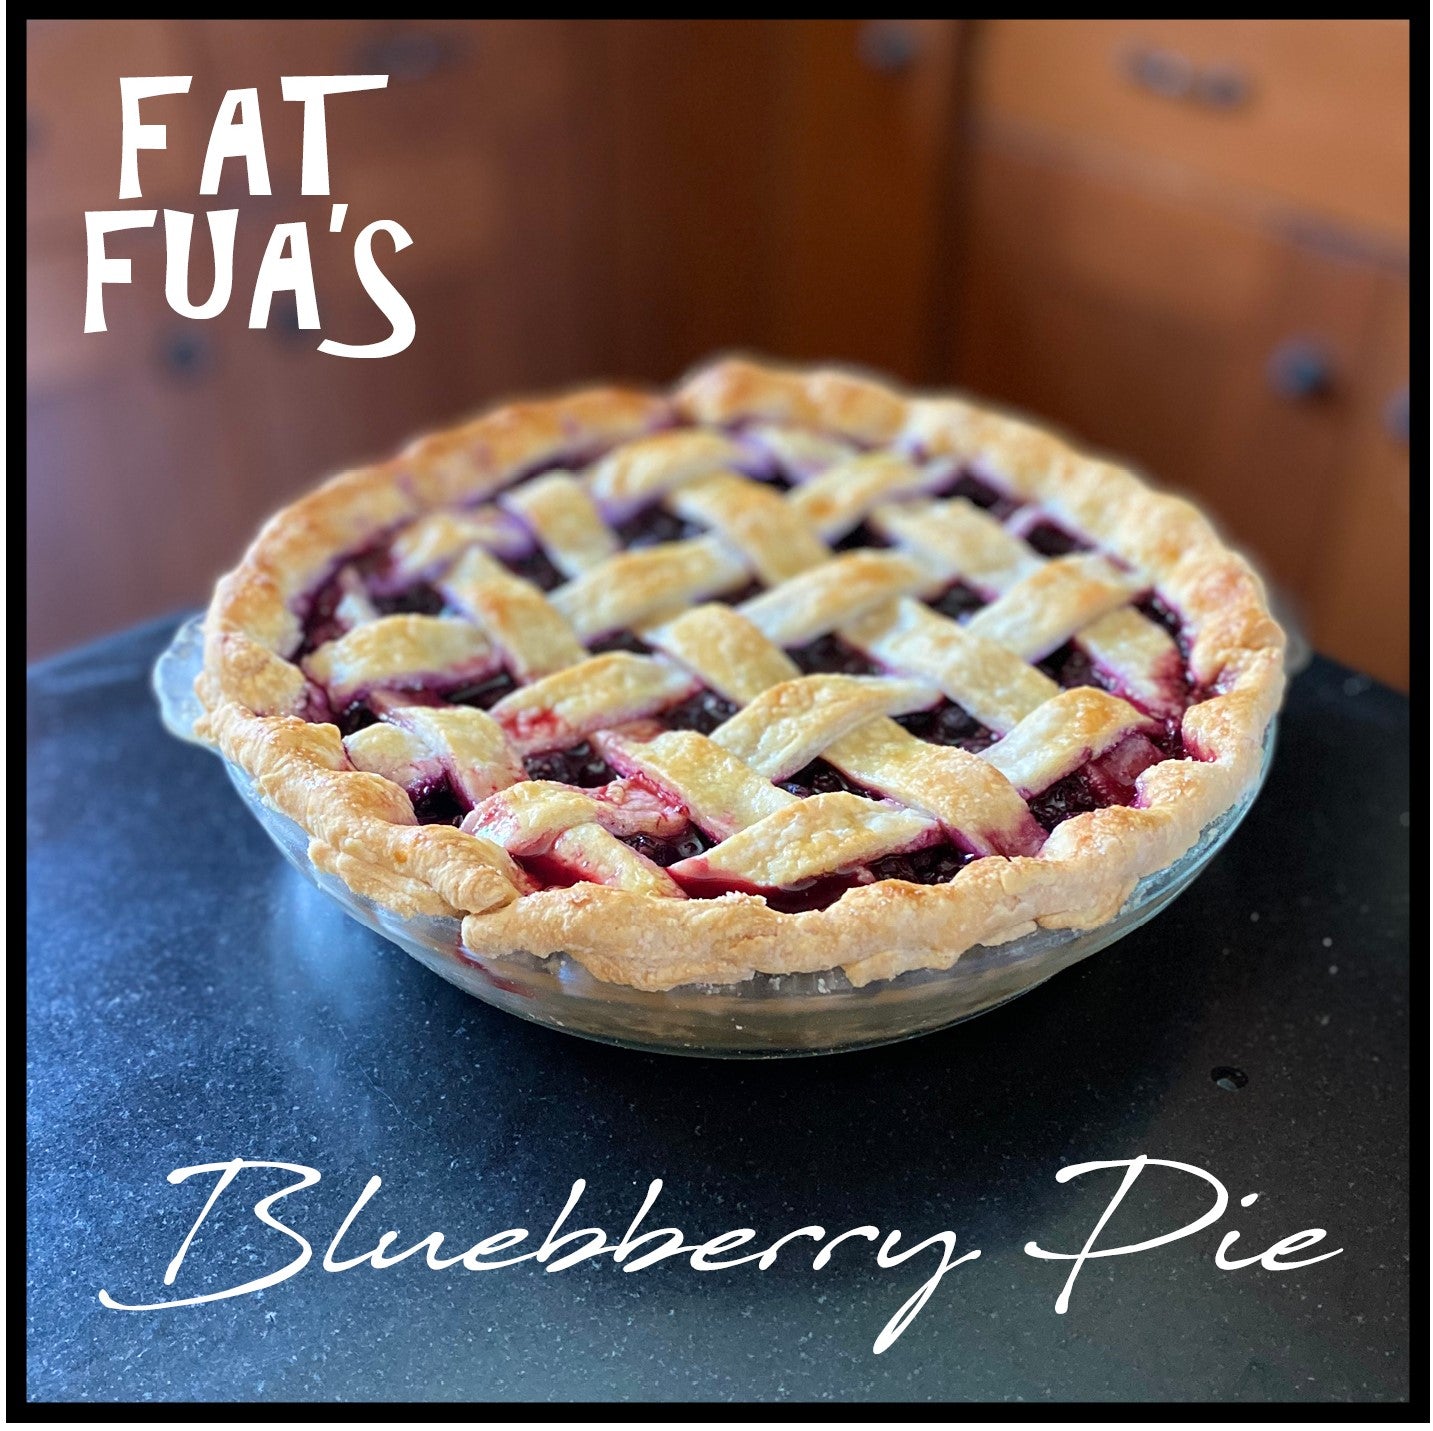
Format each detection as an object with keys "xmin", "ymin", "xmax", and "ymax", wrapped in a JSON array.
[{"xmin": 195, "ymin": 360, "xmax": 1284, "ymax": 989}]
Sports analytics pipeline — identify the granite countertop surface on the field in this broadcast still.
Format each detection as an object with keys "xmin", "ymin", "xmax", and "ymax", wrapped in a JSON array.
[{"xmin": 26, "ymin": 617, "xmax": 1410, "ymax": 1405}]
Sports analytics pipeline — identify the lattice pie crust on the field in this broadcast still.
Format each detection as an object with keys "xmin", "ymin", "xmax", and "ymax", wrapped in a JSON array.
[{"xmin": 196, "ymin": 360, "xmax": 1284, "ymax": 990}]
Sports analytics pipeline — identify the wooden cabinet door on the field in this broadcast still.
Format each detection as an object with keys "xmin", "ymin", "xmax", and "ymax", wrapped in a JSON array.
[
  {"xmin": 587, "ymin": 19, "xmax": 962, "ymax": 384},
  {"xmin": 948, "ymin": 137, "xmax": 1391, "ymax": 648},
  {"xmin": 1305, "ymin": 276, "xmax": 1410, "ymax": 689}
]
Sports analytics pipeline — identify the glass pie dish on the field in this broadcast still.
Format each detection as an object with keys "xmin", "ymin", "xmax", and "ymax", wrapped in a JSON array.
[{"xmin": 156, "ymin": 615, "xmax": 1273, "ymax": 1057}]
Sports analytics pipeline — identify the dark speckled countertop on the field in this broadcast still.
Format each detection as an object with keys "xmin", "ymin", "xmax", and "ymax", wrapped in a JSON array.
[{"xmin": 26, "ymin": 618, "xmax": 1410, "ymax": 1406}]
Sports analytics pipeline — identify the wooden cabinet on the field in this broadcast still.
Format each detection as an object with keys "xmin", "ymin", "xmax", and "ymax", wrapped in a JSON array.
[
  {"xmin": 1305, "ymin": 277, "xmax": 1410, "ymax": 687},
  {"xmin": 950, "ymin": 20, "xmax": 1410, "ymax": 688},
  {"xmin": 26, "ymin": 19, "xmax": 964, "ymax": 659},
  {"xmin": 971, "ymin": 20, "xmax": 1409, "ymax": 243},
  {"xmin": 25, "ymin": 20, "xmax": 1408, "ymax": 686}
]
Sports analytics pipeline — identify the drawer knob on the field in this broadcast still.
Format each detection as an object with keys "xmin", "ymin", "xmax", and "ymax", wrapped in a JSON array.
[
  {"xmin": 1267, "ymin": 340, "xmax": 1333, "ymax": 401},
  {"xmin": 353, "ymin": 27, "xmax": 460, "ymax": 83},
  {"xmin": 1193, "ymin": 64, "xmax": 1251, "ymax": 109},
  {"xmin": 157, "ymin": 330, "xmax": 215, "ymax": 381},
  {"xmin": 858, "ymin": 22, "xmax": 919, "ymax": 75},
  {"xmin": 1123, "ymin": 48, "xmax": 1252, "ymax": 110},
  {"xmin": 1123, "ymin": 46, "xmax": 1194, "ymax": 100},
  {"xmin": 1384, "ymin": 386, "xmax": 1409, "ymax": 445}
]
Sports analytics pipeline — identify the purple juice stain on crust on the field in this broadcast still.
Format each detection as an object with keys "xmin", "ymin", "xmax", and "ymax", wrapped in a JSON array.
[
  {"xmin": 1023, "ymin": 521, "xmax": 1091, "ymax": 557},
  {"xmin": 657, "ymin": 689, "xmax": 739, "ymax": 735},
  {"xmin": 866, "ymin": 841, "xmax": 972, "ymax": 886},
  {"xmin": 623, "ymin": 826, "xmax": 712, "ymax": 866},
  {"xmin": 523, "ymin": 742, "xmax": 615, "ymax": 787},
  {"xmin": 896, "ymin": 700, "xmax": 996, "ymax": 752},
  {"xmin": 788, "ymin": 635, "xmax": 882, "ymax": 677},
  {"xmin": 951, "ymin": 470, "xmax": 1022, "ymax": 520},
  {"xmin": 930, "ymin": 580, "xmax": 986, "ymax": 624}
]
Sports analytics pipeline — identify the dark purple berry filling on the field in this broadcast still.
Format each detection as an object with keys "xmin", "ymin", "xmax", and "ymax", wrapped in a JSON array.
[
  {"xmin": 614, "ymin": 507, "xmax": 704, "ymax": 549},
  {"xmin": 950, "ymin": 470, "xmax": 1022, "ymax": 520},
  {"xmin": 371, "ymin": 582, "xmax": 446, "ymax": 618},
  {"xmin": 502, "ymin": 547, "xmax": 566, "ymax": 592},
  {"xmin": 588, "ymin": 630, "xmax": 652, "ymax": 656},
  {"xmin": 1027, "ymin": 772, "xmax": 1105, "ymax": 833},
  {"xmin": 294, "ymin": 591, "xmax": 347, "ymax": 659},
  {"xmin": 657, "ymin": 689, "xmax": 739, "ymax": 735},
  {"xmin": 336, "ymin": 699, "xmax": 379, "ymax": 737},
  {"xmin": 622, "ymin": 826, "xmax": 712, "ymax": 866},
  {"xmin": 523, "ymin": 742, "xmax": 616, "ymax": 787},
  {"xmin": 409, "ymin": 775, "xmax": 467, "ymax": 826},
  {"xmin": 1038, "ymin": 642, "xmax": 1106, "ymax": 692},
  {"xmin": 444, "ymin": 670, "xmax": 518, "ymax": 709},
  {"xmin": 670, "ymin": 868, "xmax": 865, "ymax": 914},
  {"xmin": 788, "ymin": 635, "xmax": 882, "ymax": 676},
  {"xmin": 1022, "ymin": 521, "xmax": 1091, "ymax": 557},
  {"xmin": 834, "ymin": 521, "xmax": 887, "ymax": 552},
  {"xmin": 895, "ymin": 699, "xmax": 996, "ymax": 752},
  {"xmin": 866, "ymin": 842, "xmax": 972, "ymax": 885},
  {"xmin": 778, "ymin": 759, "xmax": 872, "ymax": 799},
  {"xmin": 1136, "ymin": 594, "xmax": 1185, "ymax": 647},
  {"xmin": 930, "ymin": 579, "xmax": 987, "ymax": 623}
]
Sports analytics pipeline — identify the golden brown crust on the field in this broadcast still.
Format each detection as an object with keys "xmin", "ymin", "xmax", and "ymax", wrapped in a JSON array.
[{"xmin": 195, "ymin": 359, "xmax": 1285, "ymax": 991}]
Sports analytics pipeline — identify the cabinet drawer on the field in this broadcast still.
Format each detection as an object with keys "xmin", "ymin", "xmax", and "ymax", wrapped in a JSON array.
[{"xmin": 972, "ymin": 20, "xmax": 1409, "ymax": 241}]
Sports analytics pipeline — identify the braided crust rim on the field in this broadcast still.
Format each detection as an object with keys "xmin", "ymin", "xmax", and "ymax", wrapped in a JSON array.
[{"xmin": 196, "ymin": 359, "xmax": 1285, "ymax": 991}]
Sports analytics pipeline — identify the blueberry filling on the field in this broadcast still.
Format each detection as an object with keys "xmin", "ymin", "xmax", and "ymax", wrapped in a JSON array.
[
  {"xmin": 502, "ymin": 547, "xmax": 566, "ymax": 592},
  {"xmin": 866, "ymin": 842, "xmax": 972, "ymax": 885},
  {"xmin": 293, "ymin": 580, "xmax": 347, "ymax": 659},
  {"xmin": 1027, "ymin": 772, "xmax": 1105, "ymax": 833},
  {"xmin": 614, "ymin": 507, "xmax": 704, "ymax": 549},
  {"xmin": 950, "ymin": 471, "xmax": 1022, "ymax": 520},
  {"xmin": 778, "ymin": 759, "xmax": 871, "ymax": 799},
  {"xmin": 335, "ymin": 699, "xmax": 379, "ymax": 737},
  {"xmin": 788, "ymin": 635, "xmax": 882, "ymax": 677},
  {"xmin": 929, "ymin": 579, "xmax": 987, "ymax": 624},
  {"xmin": 895, "ymin": 700, "xmax": 996, "ymax": 752},
  {"xmin": 1023, "ymin": 520, "xmax": 1090, "ymax": 557},
  {"xmin": 371, "ymin": 582, "xmax": 446, "ymax": 618},
  {"xmin": 409, "ymin": 775, "xmax": 466, "ymax": 826},
  {"xmin": 588, "ymin": 630, "xmax": 652, "ymax": 656},
  {"xmin": 834, "ymin": 521, "xmax": 886, "ymax": 552},
  {"xmin": 1136, "ymin": 593, "xmax": 1185, "ymax": 647},
  {"xmin": 1038, "ymin": 642, "xmax": 1106, "ymax": 692},
  {"xmin": 657, "ymin": 689, "xmax": 739, "ymax": 735},
  {"xmin": 444, "ymin": 670, "xmax": 518, "ymax": 709},
  {"xmin": 523, "ymin": 742, "xmax": 615, "ymax": 787},
  {"xmin": 622, "ymin": 826, "xmax": 712, "ymax": 866}
]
